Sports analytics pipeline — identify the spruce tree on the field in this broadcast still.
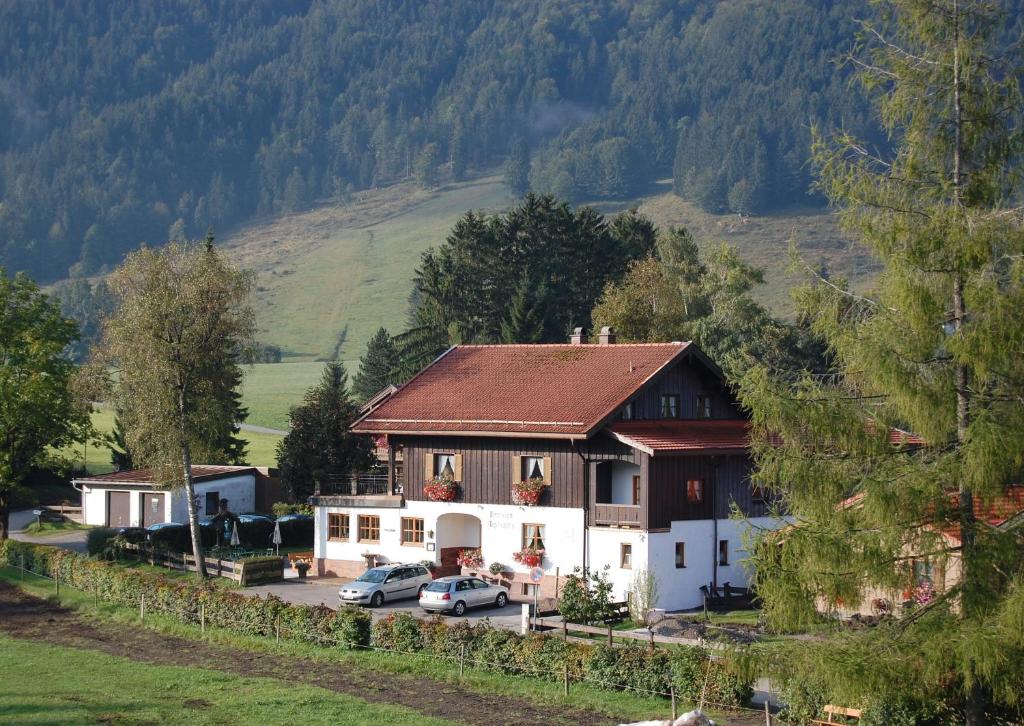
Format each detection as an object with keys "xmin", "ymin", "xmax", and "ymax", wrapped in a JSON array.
[
  {"xmin": 504, "ymin": 136, "xmax": 530, "ymax": 196},
  {"xmin": 737, "ymin": 2, "xmax": 1024, "ymax": 721},
  {"xmin": 500, "ymin": 278, "xmax": 550, "ymax": 343},
  {"xmin": 352, "ymin": 327, "xmax": 398, "ymax": 403}
]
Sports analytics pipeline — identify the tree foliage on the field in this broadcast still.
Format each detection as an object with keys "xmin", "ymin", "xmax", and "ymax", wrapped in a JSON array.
[
  {"xmin": 0, "ymin": 0, "xmax": 930, "ymax": 279},
  {"xmin": 351, "ymin": 327, "xmax": 398, "ymax": 403},
  {"xmin": 98, "ymin": 242, "xmax": 255, "ymax": 575},
  {"xmin": 276, "ymin": 362, "xmax": 375, "ymax": 502},
  {"xmin": 737, "ymin": 2, "xmax": 1024, "ymax": 720},
  {"xmin": 0, "ymin": 270, "xmax": 90, "ymax": 539}
]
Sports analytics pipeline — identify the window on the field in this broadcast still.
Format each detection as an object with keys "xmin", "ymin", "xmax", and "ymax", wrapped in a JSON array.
[
  {"xmin": 522, "ymin": 456, "xmax": 544, "ymax": 481},
  {"xmin": 687, "ymin": 479, "xmax": 704, "ymax": 503},
  {"xmin": 358, "ymin": 515, "xmax": 380, "ymax": 543},
  {"xmin": 631, "ymin": 475, "xmax": 640, "ymax": 506},
  {"xmin": 522, "ymin": 523, "xmax": 545, "ymax": 550},
  {"xmin": 401, "ymin": 517, "xmax": 424, "ymax": 546},
  {"xmin": 328, "ymin": 513, "xmax": 350, "ymax": 541},
  {"xmin": 470, "ymin": 579, "xmax": 489, "ymax": 589},
  {"xmin": 660, "ymin": 394, "xmax": 679, "ymax": 418},
  {"xmin": 434, "ymin": 453, "xmax": 456, "ymax": 479},
  {"xmin": 205, "ymin": 492, "xmax": 219, "ymax": 515},
  {"xmin": 620, "ymin": 543, "xmax": 633, "ymax": 569},
  {"xmin": 675, "ymin": 542, "xmax": 686, "ymax": 568},
  {"xmin": 913, "ymin": 559, "xmax": 934, "ymax": 585},
  {"xmin": 718, "ymin": 540, "xmax": 729, "ymax": 566},
  {"xmin": 696, "ymin": 394, "xmax": 712, "ymax": 419},
  {"xmin": 620, "ymin": 402, "xmax": 634, "ymax": 420}
]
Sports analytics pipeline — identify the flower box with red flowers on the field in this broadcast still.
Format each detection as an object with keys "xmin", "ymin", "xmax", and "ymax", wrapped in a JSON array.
[
  {"xmin": 513, "ymin": 547, "xmax": 544, "ymax": 568},
  {"xmin": 511, "ymin": 477, "xmax": 546, "ymax": 506},
  {"xmin": 456, "ymin": 548, "xmax": 484, "ymax": 569},
  {"xmin": 423, "ymin": 476, "xmax": 458, "ymax": 502}
]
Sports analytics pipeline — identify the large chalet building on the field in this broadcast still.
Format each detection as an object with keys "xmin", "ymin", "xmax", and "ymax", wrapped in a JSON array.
[{"xmin": 311, "ymin": 328, "xmax": 787, "ymax": 610}]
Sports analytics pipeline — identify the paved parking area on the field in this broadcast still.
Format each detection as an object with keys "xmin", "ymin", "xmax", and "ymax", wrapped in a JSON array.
[{"xmin": 245, "ymin": 577, "xmax": 533, "ymax": 630}]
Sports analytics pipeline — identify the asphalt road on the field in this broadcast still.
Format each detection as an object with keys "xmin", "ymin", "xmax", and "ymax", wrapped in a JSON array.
[{"xmin": 9, "ymin": 509, "xmax": 89, "ymax": 553}]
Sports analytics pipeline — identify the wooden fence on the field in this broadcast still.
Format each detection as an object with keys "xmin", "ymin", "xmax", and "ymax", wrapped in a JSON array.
[
  {"xmin": 126, "ymin": 545, "xmax": 284, "ymax": 586},
  {"xmin": 534, "ymin": 617, "xmax": 705, "ymax": 648}
]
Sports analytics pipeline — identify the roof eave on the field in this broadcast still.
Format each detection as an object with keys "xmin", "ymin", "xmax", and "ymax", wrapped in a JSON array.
[{"xmin": 352, "ymin": 427, "xmax": 587, "ymax": 440}]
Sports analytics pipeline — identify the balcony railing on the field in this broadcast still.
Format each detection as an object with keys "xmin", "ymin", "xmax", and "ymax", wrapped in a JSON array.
[
  {"xmin": 316, "ymin": 472, "xmax": 395, "ymax": 496},
  {"xmin": 592, "ymin": 502, "xmax": 642, "ymax": 527}
]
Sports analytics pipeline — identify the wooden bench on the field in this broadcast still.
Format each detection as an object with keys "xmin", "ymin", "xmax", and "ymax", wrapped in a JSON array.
[{"xmin": 811, "ymin": 705, "xmax": 862, "ymax": 725}]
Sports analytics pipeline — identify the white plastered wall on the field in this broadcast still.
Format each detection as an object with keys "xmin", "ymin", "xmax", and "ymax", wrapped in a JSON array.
[
  {"xmin": 316, "ymin": 501, "xmax": 586, "ymax": 575},
  {"xmin": 79, "ymin": 473, "xmax": 256, "ymax": 527},
  {"xmin": 609, "ymin": 461, "xmax": 640, "ymax": 505}
]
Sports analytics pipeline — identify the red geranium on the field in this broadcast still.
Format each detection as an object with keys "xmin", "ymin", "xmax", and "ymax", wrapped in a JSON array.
[
  {"xmin": 511, "ymin": 477, "xmax": 545, "ymax": 506},
  {"xmin": 423, "ymin": 476, "xmax": 458, "ymax": 502},
  {"xmin": 513, "ymin": 547, "xmax": 544, "ymax": 568}
]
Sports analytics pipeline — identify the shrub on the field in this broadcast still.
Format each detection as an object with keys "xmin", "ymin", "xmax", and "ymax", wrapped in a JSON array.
[
  {"xmin": 86, "ymin": 527, "xmax": 117, "ymax": 557},
  {"xmin": 372, "ymin": 612, "xmax": 424, "ymax": 653},
  {"xmin": 271, "ymin": 502, "xmax": 313, "ymax": 517},
  {"xmin": 0, "ymin": 540, "xmax": 371, "ymax": 650},
  {"xmin": 627, "ymin": 568, "xmax": 659, "ymax": 625},
  {"xmin": 559, "ymin": 565, "xmax": 616, "ymax": 624}
]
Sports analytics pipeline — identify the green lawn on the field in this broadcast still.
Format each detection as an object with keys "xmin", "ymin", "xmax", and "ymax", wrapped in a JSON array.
[
  {"xmin": 0, "ymin": 633, "xmax": 447, "ymax": 726},
  {"xmin": 240, "ymin": 361, "xmax": 325, "ymax": 431},
  {"xmin": 57, "ymin": 405, "xmax": 284, "ymax": 471},
  {"xmin": 21, "ymin": 520, "xmax": 92, "ymax": 537}
]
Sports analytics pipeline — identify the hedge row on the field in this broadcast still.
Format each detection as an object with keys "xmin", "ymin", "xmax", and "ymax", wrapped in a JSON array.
[
  {"xmin": 372, "ymin": 612, "xmax": 752, "ymax": 706},
  {"xmin": 1, "ymin": 540, "xmax": 370, "ymax": 649},
  {"xmin": 2, "ymin": 540, "xmax": 751, "ymax": 706}
]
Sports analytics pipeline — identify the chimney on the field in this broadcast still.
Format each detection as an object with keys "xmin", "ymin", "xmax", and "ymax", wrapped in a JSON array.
[
  {"xmin": 570, "ymin": 327, "xmax": 588, "ymax": 345},
  {"xmin": 598, "ymin": 326, "xmax": 616, "ymax": 345}
]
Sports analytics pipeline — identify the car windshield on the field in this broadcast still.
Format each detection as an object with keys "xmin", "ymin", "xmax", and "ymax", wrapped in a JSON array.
[
  {"xmin": 425, "ymin": 581, "xmax": 451, "ymax": 592},
  {"xmin": 356, "ymin": 569, "xmax": 388, "ymax": 583}
]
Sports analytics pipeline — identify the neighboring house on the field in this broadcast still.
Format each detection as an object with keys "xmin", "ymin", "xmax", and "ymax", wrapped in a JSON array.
[
  {"xmin": 74, "ymin": 465, "xmax": 277, "ymax": 528},
  {"xmin": 828, "ymin": 486, "xmax": 1024, "ymax": 619},
  {"xmin": 311, "ymin": 328, "xmax": 788, "ymax": 611}
]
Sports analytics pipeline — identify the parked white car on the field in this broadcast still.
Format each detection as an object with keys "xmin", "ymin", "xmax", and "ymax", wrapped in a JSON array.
[
  {"xmin": 419, "ymin": 575, "xmax": 509, "ymax": 616},
  {"xmin": 338, "ymin": 563, "xmax": 432, "ymax": 607}
]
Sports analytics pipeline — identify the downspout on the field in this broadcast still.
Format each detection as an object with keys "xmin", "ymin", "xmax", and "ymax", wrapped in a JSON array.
[
  {"xmin": 712, "ymin": 456, "xmax": 719, "ymax": 590},
  {"xmin": 572, "ymin": 439, "xmax": 590, "ymax": 573}
]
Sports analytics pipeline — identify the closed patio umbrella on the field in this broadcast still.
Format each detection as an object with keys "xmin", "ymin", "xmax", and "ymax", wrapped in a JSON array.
[
  {"xmin": 271, "ymin": 519, "xmax": 282, "ymax": 555},
  {"xmin": 229, "ymin": 521, "xmax": 240, "ymax": 547}
]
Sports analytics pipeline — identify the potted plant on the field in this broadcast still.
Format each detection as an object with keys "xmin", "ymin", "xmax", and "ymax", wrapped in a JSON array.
[
  {"xmin": 294, "ymin": 559, "xmax": 311, "ymax": 578},
  {"xmin": 511, "ymin": 477, "xmax": 545, "ymax": 506},
  {"xmin": 513, "ymin": 547, "xmax": 544, "ymax": 568},
  {"xmin": 456, "ymin": 547, "xmax": 484, "ymax": 570},
  {"xmin": 487, "ymin": 561, "xmax": 507, "ymax": 583},
  {"xmin": 423, "ymin": 476, "xmax": 459, "ymax": 502}
]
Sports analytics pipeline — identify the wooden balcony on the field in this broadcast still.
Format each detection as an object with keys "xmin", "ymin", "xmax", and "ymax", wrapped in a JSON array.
[
  {"xmin": 592, "ymin": 502, "xmax": 642, "ymax": 527},
  {"xmin": 308, "ymin": 472, "xmax": 403, "ymax": 508}
]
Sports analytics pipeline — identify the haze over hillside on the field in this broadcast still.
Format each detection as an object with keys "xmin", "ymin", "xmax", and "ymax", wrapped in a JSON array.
[{"xmin": 1, "ymin": 0, "xmax": 886, "ymax": 280}]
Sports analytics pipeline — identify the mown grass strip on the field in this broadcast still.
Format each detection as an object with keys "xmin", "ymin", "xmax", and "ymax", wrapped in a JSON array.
[{"xmin": 0, "ymin": 567, "xmax": 675, "ymax": 722}]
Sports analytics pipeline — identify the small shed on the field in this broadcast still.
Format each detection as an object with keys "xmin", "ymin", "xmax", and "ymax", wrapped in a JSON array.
[{"xmin": 74, "ymin": 465, "xmax": 268, "ymax": 528}]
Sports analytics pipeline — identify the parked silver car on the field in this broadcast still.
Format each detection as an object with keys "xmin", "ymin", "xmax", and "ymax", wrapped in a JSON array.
[
  {"xmin": 419, "ymin": 575, "xmax": 509, "ymax": 616},
  {"xmin": 338, "ymin": 563, "xmax": 433, "ymax": 607}
]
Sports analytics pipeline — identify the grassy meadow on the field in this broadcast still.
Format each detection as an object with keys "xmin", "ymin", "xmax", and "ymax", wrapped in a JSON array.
[
  {"xmin": 0, "ymin": 634, "xmax": 444, "ymax": 726},
  {"xmin": 57, "ymin": 406, "xmax": 283, "ymax": 473}
]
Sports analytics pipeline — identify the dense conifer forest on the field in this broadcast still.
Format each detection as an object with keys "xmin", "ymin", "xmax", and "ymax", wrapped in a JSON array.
[{"xmin": 1, "ymin": 0, "xmax": 1019, "ymax": 281}]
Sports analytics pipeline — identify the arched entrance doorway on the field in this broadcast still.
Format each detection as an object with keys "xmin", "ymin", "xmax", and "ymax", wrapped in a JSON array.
[{"xmin": 435, "ymin": 513, "xmax": 482, "ymax": 576}]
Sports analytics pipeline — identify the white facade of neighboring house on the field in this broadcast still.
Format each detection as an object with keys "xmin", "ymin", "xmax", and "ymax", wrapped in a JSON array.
[
  {"xmin": 75, "ymin": 466, "xmax": 258, "ymax": 528},
  {"xmin": 311, "ymin": 335, "xmax": 790, "ymax": 611}
]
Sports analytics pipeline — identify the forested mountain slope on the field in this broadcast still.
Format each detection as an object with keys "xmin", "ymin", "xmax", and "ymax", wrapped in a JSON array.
[{"xmin": 0, "ymin": 0, "xmax": 887, "ymax": 280}]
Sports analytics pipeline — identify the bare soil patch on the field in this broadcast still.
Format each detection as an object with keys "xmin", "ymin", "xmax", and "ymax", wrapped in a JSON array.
[{"xmin": 0, "ymin": 581, "xmax": 616, "ymax": 725}]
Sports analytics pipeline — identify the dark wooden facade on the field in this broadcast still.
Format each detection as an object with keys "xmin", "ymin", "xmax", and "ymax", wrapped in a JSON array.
[{"xmin": 384, "ymin": 352, "xmax": 766, "ymax": 531}]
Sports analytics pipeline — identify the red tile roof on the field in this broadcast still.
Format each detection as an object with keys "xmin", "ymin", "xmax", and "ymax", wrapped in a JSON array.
[
  {"xmin": 940, "ymin": 485, "xmax": 1024, "ymax": 542},
  {"xmin": 352, "ymin": 342, "xmax": 692, "ymax": 438},
  {"xmin": 75, "ymin": 465, "xmax": 257, "ymax": 486},
  {"xmin": 607, "ymin": 419, "xmax": 752, "ymax": 455}
]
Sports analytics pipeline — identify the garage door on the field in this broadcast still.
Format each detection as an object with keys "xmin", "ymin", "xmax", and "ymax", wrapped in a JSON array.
[
  {"xmin": 107, "ymin": 491, "xmax": 131, "ymax": 527},
  {"xmin": 141, "ymin": 492, "xmax": 165, "ymax": 527}
]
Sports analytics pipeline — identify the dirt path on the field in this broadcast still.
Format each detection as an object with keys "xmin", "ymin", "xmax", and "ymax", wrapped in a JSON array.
[{"xmin": 0, "ymin": 581, "xmax": 622, "ymax": 725}]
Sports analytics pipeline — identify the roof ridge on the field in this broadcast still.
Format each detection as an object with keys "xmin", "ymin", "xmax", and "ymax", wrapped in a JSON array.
[{"xmin": 455, "ymin": 342, "xmax": 690, "ymax": 348}]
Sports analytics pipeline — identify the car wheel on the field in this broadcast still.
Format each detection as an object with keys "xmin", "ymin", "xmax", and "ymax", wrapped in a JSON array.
[
  {"xmin": 453, "ymin": 600, "xmax": 466, "ymax": 617},
  {"xmin": 495, "ymin": 592, "xmax": 508, "ymax": 608},
  {"xmin": 370, "ymin": 591, "xmax": 384, "ymax": 608}
]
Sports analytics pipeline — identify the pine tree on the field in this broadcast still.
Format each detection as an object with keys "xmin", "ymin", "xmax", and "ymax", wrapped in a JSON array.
[
  {"xmin": 108, "ymin": 414, "xmax": 134, "ymax": 471},
  {"xmin": 275, "ymin": 362, "xmax": 375, "ymax": 502},
  {"xmin": 352, "ymin": 327, "xmax": 398, "ymax": 402},
  {"xmin": 500, "ymin": 278, "xmax": 550, "ymax": 343},
  {"xmin": 737, "ymin": 2, "xmax": 1024, "ymax": 720},
  {"xmin": 414, "ymin": 143, "xmax": 440, "ymax": 189}
]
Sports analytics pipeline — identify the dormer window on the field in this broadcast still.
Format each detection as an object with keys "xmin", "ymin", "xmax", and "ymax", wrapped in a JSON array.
[
  {"xmin": 620, "ymin": 402, "xmax": 634, "ymax": 421},
  {"xmin": 660, "ymin": 394, "xmax": 679, "ymax": 418},
  {"xmin": 696, "ymin": 394, "xmax": 712, "ymax": 419}
]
